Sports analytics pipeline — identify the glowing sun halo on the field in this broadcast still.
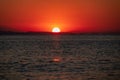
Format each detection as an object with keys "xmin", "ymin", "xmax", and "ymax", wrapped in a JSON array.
[{"xmin": 52, "ymin": 27, "xmax": 61, "ymax": 33}]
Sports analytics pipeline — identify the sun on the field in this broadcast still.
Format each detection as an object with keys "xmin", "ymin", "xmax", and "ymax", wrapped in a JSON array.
[{"xmin": 52, "ymin": 27, "xmax": 61, "ymax": 33}]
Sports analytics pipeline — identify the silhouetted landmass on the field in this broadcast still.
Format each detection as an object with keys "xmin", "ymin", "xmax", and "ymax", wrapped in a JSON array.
[{"xmin": 0, "ymin": 31, "xmax": 120, "ymax": 35}]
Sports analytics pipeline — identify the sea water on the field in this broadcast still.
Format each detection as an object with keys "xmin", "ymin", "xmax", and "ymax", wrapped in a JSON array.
[{"xmin": 0, "ymin": 35, "xmax": 120, "ymax": 80}]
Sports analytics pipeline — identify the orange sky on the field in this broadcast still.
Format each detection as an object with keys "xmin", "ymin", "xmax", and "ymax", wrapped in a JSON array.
[{"xmin": 0, "ymin": 0, "xmax": 120, "ymax": 33}]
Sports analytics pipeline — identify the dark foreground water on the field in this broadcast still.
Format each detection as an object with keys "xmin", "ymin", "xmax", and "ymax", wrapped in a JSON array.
[{"xmin": 0, "ymin": 35, "xmax": 120, "ymax": 80}]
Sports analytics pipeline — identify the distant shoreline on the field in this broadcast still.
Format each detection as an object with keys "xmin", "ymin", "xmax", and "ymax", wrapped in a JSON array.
[{"xmin": 0, "ymin": 31, "xmax": 120, "ymax": 35}]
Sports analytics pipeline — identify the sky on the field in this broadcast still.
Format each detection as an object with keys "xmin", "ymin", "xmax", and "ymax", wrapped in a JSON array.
[{"xmin": 0, "ymin": 0, "xmax": 120, "ymax": 33}]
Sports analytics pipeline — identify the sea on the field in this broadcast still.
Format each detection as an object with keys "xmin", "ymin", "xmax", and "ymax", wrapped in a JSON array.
[{"xmin": 0, "ymin": 35, "xmax": 120, "ymax": 80}]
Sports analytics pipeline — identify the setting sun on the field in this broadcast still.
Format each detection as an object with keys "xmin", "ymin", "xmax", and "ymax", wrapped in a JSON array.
[{"xmin": 52, "ymin": 27, "xmax": 61, "ymax": 33}]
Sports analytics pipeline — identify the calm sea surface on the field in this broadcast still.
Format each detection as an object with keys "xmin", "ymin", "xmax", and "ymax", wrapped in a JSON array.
[{"xmin": 0, "ymin": 35, "xmax": 120, "ymax": 80}]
